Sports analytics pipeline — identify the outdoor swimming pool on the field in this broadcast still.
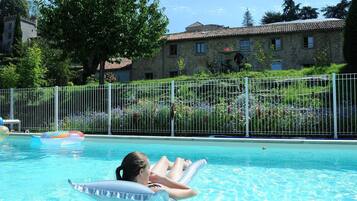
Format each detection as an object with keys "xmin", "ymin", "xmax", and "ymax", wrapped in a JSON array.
[{"xmin": 1, "ymin": 136, "xmax": 357, "ymax": 201}]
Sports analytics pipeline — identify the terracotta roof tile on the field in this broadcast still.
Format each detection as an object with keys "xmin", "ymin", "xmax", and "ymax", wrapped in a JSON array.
[
  {"xmin": 166, "ymin": 19, "xmax": 344, "ymax": 41},
  {"xmin": 97, "ymin": 58, "xmax": 132, "ymax": 71}
]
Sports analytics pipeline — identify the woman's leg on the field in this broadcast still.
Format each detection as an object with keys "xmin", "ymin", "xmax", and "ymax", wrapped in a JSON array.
[
  {"xmin": 167, "ymin": 158, "xmax": 185, "ymax": 181},
  {"xmin": 151, "ymin": 156, "xmax": 173, "ymax": 177}
]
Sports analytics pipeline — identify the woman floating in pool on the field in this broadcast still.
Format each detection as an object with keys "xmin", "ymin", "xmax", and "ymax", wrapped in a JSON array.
[{"xmin": 116, "ymin": 152, "xmax": 197, "ymax": 200}]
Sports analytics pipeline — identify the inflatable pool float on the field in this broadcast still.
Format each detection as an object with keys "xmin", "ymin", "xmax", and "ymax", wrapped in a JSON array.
[
  {"xmin": 0, "ymin": 125, "xmax": 10, "ymax": 142},
  {"xmin": 69, "ymin": 159, "xmax": 207, "ymax": 201},
  {"xmin": 32, "ymin": 130, "xmax": 84, "ymax": 146}
]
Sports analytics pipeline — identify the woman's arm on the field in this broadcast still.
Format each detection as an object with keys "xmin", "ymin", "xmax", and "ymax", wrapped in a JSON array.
[
  {"xmin": 151, "ymin": 185, "xmax": 197, "ymax": 200},
  {"xmin": 162, "ymin": 187, "xmax": 197, "ymax": 200},
  {"xmin": 150, "ymin": 173, "xmax": 189, "ymax": 189}
]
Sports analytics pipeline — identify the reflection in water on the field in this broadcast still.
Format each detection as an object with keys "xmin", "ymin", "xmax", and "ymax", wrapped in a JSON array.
[{"xmin": 0, "ymin": 137, "xmax": 84, "ymax": 162}]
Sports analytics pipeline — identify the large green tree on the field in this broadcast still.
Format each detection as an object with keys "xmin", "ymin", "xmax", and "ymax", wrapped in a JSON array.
[
  {"xmin": 0, "ymin": 0, "xmax": 29, "ymax": 17},
  {"xmin": 16, "ymin": 43, "xmax": 47, "ymax": 88},
  {"xmin": 38, "ymin": 0, "xmax": 168, "ymax": 84},
  {"xmin": 242, "ymin": 9, "xmax": 254, "ymax": 27},
  {"xmin": 299, "ymin": 6, "xmax": 319, "ymax": 20},
  {"xmin": 261, "ymin": 1, "xmax": 319, "ymax": 24},
  {"xmin": 282, "ymin": 0, "xmax": 301, "ymax": 21},
  {"xmin": 261, "ymin": 11, "xmax": 284, "ymax": 24},
  {"xmin": 343, "ymin": 0, "xmax": 357, "ymax": 72},
  {"xmin": 37, "ymin": 39, "xmax": 72, "ymax": 86},
  {"xmin": 12, "ymin": 14, "xmax": 23, "ymax": 57},
  {"xmin": 322, "ymin": 0, "xmax": 351, "ymax": 19}
]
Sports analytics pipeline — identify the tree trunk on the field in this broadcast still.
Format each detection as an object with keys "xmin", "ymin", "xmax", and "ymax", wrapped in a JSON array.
[
  {"xmin": 99, "ymin": 60, "xmax": 105, "ymax": 85},
  {"xmin": 82, "ymin": 53, "xmax": 100, "ymax": 84}
]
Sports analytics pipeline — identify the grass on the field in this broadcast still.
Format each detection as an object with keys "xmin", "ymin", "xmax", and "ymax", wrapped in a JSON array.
[{"xmin": 130, "ymin": 64, "xmax": 346, "ymax": 84}]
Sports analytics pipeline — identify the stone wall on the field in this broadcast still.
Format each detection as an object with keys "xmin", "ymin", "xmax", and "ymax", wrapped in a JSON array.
[
  {"xmin": 21, "ymin": 21, "xmax": 37, "ymax": 42},
  {"xmin": 2, "ymin": 17, "xmax": 37, "ymax": 53}
]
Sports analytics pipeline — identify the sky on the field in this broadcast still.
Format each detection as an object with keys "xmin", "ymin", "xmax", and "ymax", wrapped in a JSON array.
[{"xmin": 159, "ymin": 0, "xmax": 342, "ymax": 33}]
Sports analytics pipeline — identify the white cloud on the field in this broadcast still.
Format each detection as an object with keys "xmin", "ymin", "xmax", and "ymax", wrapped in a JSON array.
[
  {"xmin": 167, "ymin": 5, "xmax": 196, "ymax": 14},
  {"xmin": 207, "ymin": 8, "xmax": 225, "ymax": 15},
  {"xmin": 172, "ymin": 5, "xmax": 190, "ymax": 11}
]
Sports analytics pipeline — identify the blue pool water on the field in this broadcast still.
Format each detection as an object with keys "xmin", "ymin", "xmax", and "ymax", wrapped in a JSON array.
[{"xmin": 1, "ymin": 136, "xmax": 357, "ymax": 201}]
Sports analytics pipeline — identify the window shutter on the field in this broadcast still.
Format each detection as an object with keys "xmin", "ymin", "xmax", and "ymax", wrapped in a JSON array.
[
  {"xmin": 303, "ymin": 37, "xmax": 307, "ymax": 48},
  {"xmin": 308, "ymin": 37, "xmax": 314, "ymax": 48}
]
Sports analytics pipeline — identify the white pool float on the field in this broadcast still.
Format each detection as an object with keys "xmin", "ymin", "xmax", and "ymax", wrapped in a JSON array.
[{"xmin": 69, "ymin": 159, "xmax": 207, "ymax": 201}]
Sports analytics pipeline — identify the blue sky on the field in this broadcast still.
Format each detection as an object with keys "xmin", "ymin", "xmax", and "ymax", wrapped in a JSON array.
[{"xmin": 160, "ymin": 0, "xmax": 342, "ymax": 33}]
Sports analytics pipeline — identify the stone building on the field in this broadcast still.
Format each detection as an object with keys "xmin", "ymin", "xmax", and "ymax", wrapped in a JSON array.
[
  {"xmin": 132, "ymin": 18, "xmax": 345, "ymax": 80},
  {"xmin": 1, "ymin": 15, "xmax": 37, "ymax": 53}
]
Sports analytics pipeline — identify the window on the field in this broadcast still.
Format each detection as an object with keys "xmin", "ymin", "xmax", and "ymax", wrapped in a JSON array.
[
  {"xmin": 169, "ymin": 71, "xmax": 178, "ymax": 77},
  {"xmin": 195, "ymin": 42, "xmax": 206, "ymax": 54},
  {"xmin": 7, "ymin": 33, "xmax": 12, "ymax": 39},
  {"xmin": 304, "ymin": 36, "xmax": 314, "ymax": 49},
  {"xmin": 8, "ymin": 23, "xmax": 12, "ymax": 30},
  {"xmin": 271, "ymin": 61, "xmax": 283, "ymax": 70},
  {"xmin": 169, "ymin": 44, "xmax": 177, "ymax": 56},
  {"xmin": 271, "ymin": 38, "xmax": 282, "ymax": 50},
  {"xmin": 239, "ymin": 40, "xmax": 250, "ymax": 52},
  {"xmin": 145, "ymin": 73, "xmax": 153, "ymax": 80}
]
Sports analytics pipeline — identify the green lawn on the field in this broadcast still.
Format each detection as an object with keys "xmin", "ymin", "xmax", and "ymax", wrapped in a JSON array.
[{"xmin": 131, "ymin": 63, "xmax": 346, "ymax": 84}]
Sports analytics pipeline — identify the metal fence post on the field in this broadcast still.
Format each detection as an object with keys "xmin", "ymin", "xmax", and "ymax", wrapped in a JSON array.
[
  {"xmin": 171, "ymin": 81, "xmax": 175, "ymax": 137},
  {"xmin": 332, "ymin": 73, "xmax": 338, "ymax": 139},
  {"xmin": 245, "ymin": 77, "xmax": 250, "ymax": 137},
  {"xmin": 54, "ymin": 86, "xmax": 59, "ymax": 131},
  {"xmin": 10, "ymin": 88, "xmax": 14, "ymax": 130},
  {"xmin": 108, "ymin": 83, "xmax": 112, "ymax": 135}
]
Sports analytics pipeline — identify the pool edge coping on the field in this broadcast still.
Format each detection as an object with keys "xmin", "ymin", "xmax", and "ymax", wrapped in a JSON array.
[{"xmin": 10, "ymin": 133, "xmax": 357, "ymax": 145}]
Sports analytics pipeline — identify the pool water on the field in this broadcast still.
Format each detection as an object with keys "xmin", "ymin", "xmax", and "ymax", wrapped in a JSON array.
[{"xmin": 1, "ymin": 136, "xmax": 357, "ymax": 201}]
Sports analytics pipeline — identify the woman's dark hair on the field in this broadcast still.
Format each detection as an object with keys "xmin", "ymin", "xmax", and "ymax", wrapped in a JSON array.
[{"xmin": 116, "ymin": 152, "xmax": 148, "ymax": 181}]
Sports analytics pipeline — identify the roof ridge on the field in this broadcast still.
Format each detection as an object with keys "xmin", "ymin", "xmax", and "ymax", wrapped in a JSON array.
[{"xmin": 166, "ymin": 19, "xmax": 345, "ymax": 41}]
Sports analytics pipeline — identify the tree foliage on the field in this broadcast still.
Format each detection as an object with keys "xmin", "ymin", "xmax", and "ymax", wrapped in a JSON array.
[
  {"xmin": 38, "ymin": 0, "xmax": 168, "ymax": 84},
  {"xmin": 37, "ymin": 39, "xmax": 72, "ymax": 86},
  {"xmin": 16, "ymin": 43, "xmax": 47, "ymax": 88},
  {"xmin": 0, "ymin": 63, "xmax": 19, "ymax": 88},
  {"xmin": 0, "ymin": 0, "xmax": 29, "ymax": 17},
  {"xmin": 12, "ymin": 14, "xmax": 23, "ymax": 57},
  {"xmin": 242, "ymin": 9, "xmax": 254, "ymax": 27},
  {"xmin": 261, "ymin": 1, "xmax": 319, "ymax": 24},
  {"xmin": 321, "ymin": 0, "xmax": 351, "ymax": 19},
  {"xmin": 282, "ymin": 0, "xmax": 301, "ymax": 21},
  {"xmin": 253, "ymin": 41, "xmax": 273, "ymax": 69},
  {"xmin": 343, "ymin": 0, "xmax": 357, "ymax": 72},
  {"xmin": 314, "ymin": 48, "xmax": 331, "ymax": 67},
  {"xmin": 261, "ymin": 11, "xmax": 284, "ymax": 24},
  {"xmin": 177, "ymin": 57, "xmax": 185, "ymax": 75},
  {"xmin": 299, "ymin": 6, "xmax": 319, "ymax": 19}
]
